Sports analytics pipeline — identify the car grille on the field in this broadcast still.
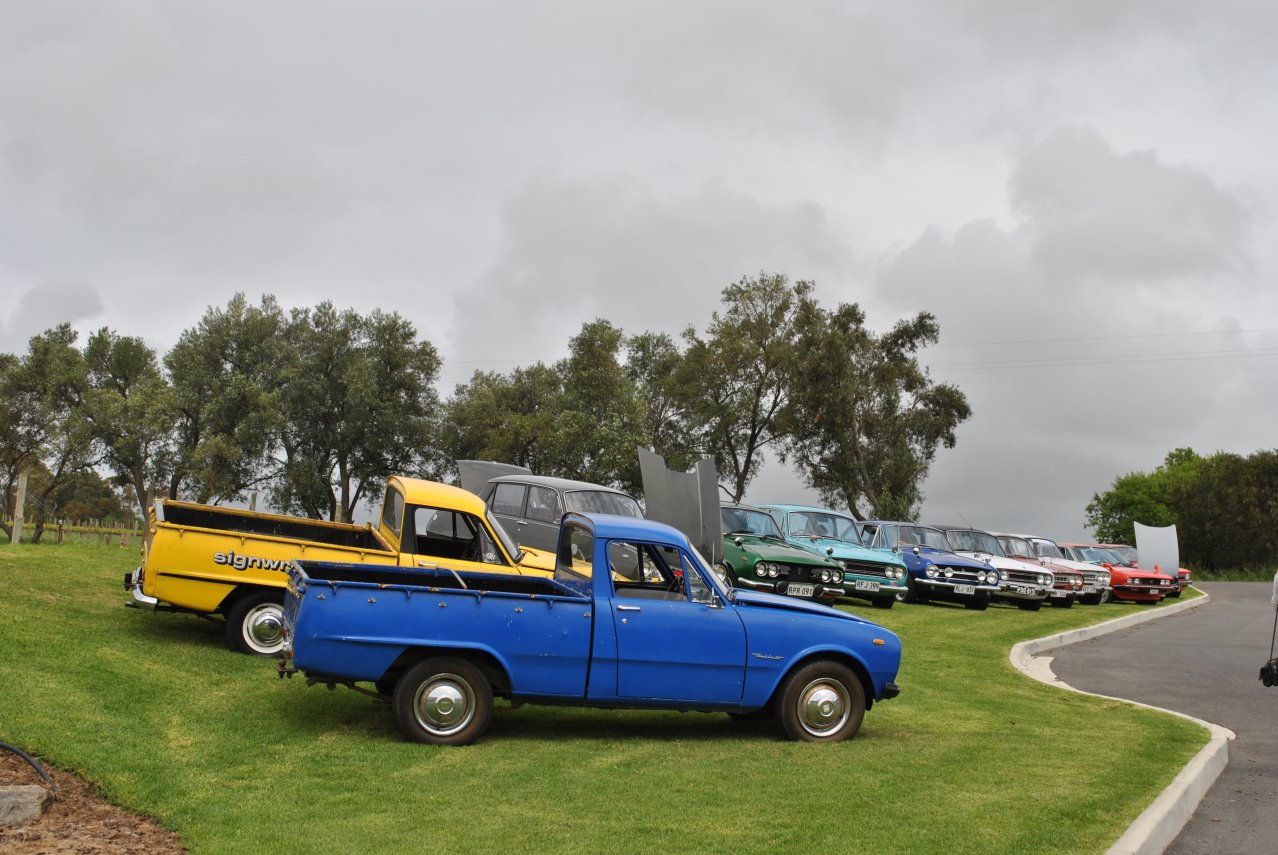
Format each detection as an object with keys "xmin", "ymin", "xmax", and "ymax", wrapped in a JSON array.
[
  {"xmin": 936, "ymin": 564, "xmax": 983, "ymax": 583},
  {"xmin": 1083, "ymin": 569, "xmax": 1109, "ymax": 587},
  {"xmin": 841, "ymin": 559, "xmax": 894, "ymax": 579},
  {"xmin": 1002, "ymin": 567, "xmax": 1044, "ymax": 586}
]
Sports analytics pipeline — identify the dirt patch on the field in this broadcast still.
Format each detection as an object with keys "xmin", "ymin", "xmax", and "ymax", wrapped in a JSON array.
[{"xmin": 0, "ymin": 752, "xmax": 186, "ymax": 854}]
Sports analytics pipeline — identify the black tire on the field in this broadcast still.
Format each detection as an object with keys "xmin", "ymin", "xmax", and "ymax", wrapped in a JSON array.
[
  {"xmin": 374, "ymin": 674, "xmax": 398, "ymax": 698},
  {"xmin": 393, "ymin": 658, "xmax": 492, "ymax": 746},
  {"xmin": 963, "ymin": 595, "xmax": 989, "ymax": 611},
  {"xmin": 1049, "ymin": 596, "xmax": 1074, "ymax": 609},
  {"xmin": 1017, "ymin": 599, "xmax": 1043, "ymax": 612},
  {"xmin": 870, "ymin": 596, "xmax": 895, "ymax": 609},
  {"xmin": 774, "ymin": 660, "xmax": 865, "ymax": 743},
  {"xmin": 1166, "ymin": 589, "xmax": 1182, "ymax": 599},
  {"xmin": 225, "ymin": 590, "xmax": 286, "ymax": 656},
  {"xmin": 1100, "ymin": 589, "xmax": 1113, "ymax": 604},
  {"xmin": 1079, "ymin": 593, "xmax": 1102, "ymax": 606}
]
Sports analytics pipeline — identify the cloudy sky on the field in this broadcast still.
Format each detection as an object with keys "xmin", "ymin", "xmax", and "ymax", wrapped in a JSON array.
[{"xmin": 3, "ymin": 1, "xmax": 1276, "ymax": 540}]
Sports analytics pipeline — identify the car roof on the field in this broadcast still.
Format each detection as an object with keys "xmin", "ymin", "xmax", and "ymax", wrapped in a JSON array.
[
  {"xmin": 487, "ymin": 474, "xmax": 634, "ymax": 496},
  {"xmin": 573, "ymin": 512, "xmax": 690, "ymax": 546},
  {"xmin": 757, "ymin": 503, "xmax": 857, "ymax": 517},
  {"xmin": 923, "ymin": 523, "xmax": 993, "ymax": 534},
  {"xmin": 389, "ymin": 476, "xmax": 488, "ymax": 514}
]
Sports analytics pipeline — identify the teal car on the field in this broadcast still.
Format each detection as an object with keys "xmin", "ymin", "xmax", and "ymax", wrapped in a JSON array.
[
  {"xmin": 758, "ymin": 504, "xmax": 908, "ymax": 609},
  {"xmin": 718, "ymin": 504, "xmax": 847, "ymax": 601}
]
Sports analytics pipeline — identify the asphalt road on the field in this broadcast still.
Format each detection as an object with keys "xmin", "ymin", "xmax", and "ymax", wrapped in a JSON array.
[{"xmin": 1051, "ymin": 582, "xmax": 1278, "ymax": 855}]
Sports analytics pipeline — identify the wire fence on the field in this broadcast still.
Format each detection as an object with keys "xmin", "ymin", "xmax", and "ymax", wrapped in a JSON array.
[{"xmin": 3, "ymin": 518, "xmax": 144, "ymax": 547}]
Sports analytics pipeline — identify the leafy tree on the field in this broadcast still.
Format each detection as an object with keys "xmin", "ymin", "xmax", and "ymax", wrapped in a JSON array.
[
  {"xmin": 676, "ymin": 273, "xmax": 814, "ymax": 502},
  {"xmin": 271, "ymin": 303, "xmax": 443, "ymax": 521},
  {"xmin": 1084, "ymin": 448, "xmax": 1201, "ymax": 544},
  {"xmin": 439, "ymin": 363, "xmax": 565, "ymax": 477},
  {"xmin": 782, "ymin": 304, "xmax": 971, "ymax": 520},
  {"xmin": 0, "ymin": 325, "xmax": 98, "ymax": 542},
  {"xmin": 82, "ymin": 328, "xmax": 177, "ymax": 514},
  {"xmin": 163, "ymin": 294, "xmax": 287, "ymax": 503},
  {"xmin": 625, "ymin": 331, "xmax": 701, "ymax": 474},
  {"xmin": 26, "ymin": 468, "xmax": 131, "ymax": 526}
]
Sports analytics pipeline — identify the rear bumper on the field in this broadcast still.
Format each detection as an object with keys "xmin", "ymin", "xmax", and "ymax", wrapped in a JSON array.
[{"xmin": 123, "ymin": 568, "xmax": 159, "ymax": 611}]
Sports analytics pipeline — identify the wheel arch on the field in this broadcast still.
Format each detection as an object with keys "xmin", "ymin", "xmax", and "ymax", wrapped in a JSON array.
[
  {"xmin": 769, "ymin": 650, "xmax": 876, "ymax": 711},
  {"xmin": 377, "ymin": 646, "xmax": 513, "ymax": 698}
]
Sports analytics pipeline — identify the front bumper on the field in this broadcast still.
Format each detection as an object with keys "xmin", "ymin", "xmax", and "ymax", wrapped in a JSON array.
[
  {"xmin": 997, "ymin": 584, "xmax": 1051, "ymax": 602},
  {"xmin": 843, "ymin": 577, "xmax": 909, "ymax": 597},
  {"xmin": 1113, "ymin": 583, "xmax": 1171, "ymax": 601},
  {"xmin": 917, "ymin": 579, "xmax": 1000, "ymax": 597},
  {"xmin": 735, "ymin": 577, "xmax": 845, "ymax": 599}
]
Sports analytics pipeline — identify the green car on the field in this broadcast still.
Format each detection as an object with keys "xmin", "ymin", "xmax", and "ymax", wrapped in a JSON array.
[
  {"xmin": 718, "ymin": 504, "xmax": 847, "ymax": 601},
  {"xmin": 758, "ymin": 504, "xmax": 909, "ymax": 609}
]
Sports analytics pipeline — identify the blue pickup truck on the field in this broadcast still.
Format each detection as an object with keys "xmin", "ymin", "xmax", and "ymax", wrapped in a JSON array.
[{"xmin": 280, "ymin": 513, "xmax": 902, "ymax": 745}]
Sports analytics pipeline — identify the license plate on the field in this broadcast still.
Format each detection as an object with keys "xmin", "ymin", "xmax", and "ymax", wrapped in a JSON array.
[
  {"xmin": 954, "ymin": 584, "xmax": 976, "ymax": 595},
  {"xmin": 854, "ymin": 580, "xmax": 880, "ymax": 592},
  {"xmin": 1049, "ymin": 590, "xmax": 1067, "ymax": 598},
  {"xmin": 786, "ymin": 583, "xmax": 815, "ymax": 598},
  {"xmin": 1013, "ymin": 585, "xmax": 1036, "ymax": 596}
]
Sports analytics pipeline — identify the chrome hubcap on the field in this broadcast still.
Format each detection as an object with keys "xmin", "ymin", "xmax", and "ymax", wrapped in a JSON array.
[
  {"xmin": 413, "ymin": 674, "xmax": 475, "ymax": 736},
  {"xmin": 797, "ymin": 679, "xmax": 850, "ymax": 736},
  {"xmin": 245, "ymin": 604, "xmax": 284, "ymax": 652}
]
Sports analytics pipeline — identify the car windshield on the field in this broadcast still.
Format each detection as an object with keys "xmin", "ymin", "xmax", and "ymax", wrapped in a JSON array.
[
  {"xmin": 1109, "ymin": 545, "xmax": 1138, "ymax": 563},
  {"xmin": 787, "ymin": 511, "xmax": 861, "ymax": 543},
  {"xmin": 945, "ymin": 529, "xmax": 1003, "ymax": 555},
  {"xmin": 1077, "ymin": 546, "xmax": 1121, "ymax": 564},
  {"xmin": 721, "ymin": 507, "xmax": 784, "ymax": 539},
  {"xmin": 1031, "ymin": 539, "xmax": 1065, "ymax": 560},
  {"xmin": 998, "ymin": 536, "xmax": 1035, "ymax": 558},
  {"xmin": 564, "ymin": 490, "xmax": 643, "ymax": 518},
  {"xmin": 898, "ymin": 526, "xmax": 952, "ymax": 551}
]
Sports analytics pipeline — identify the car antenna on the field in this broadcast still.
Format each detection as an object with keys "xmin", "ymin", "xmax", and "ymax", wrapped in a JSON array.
[{"xmin": 955, "ymin": 508, "xmax": 975, "ymax": 529}]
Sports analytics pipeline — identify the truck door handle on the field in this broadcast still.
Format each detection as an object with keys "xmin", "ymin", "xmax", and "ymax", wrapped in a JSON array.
[{"xmin": 617, "ymin": 605, "xmax": 641, "ymax": 612}]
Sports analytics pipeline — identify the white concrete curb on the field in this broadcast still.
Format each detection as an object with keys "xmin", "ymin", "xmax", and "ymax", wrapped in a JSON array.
[{"xmin": 1008, "ymin": 588, "xmax": 1236, "ymax": 855}]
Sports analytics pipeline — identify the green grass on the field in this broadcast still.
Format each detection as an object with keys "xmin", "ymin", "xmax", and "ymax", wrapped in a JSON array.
[{"xmin": 0, "ymin": 543, "xmax": 1210, "ymax": 855}]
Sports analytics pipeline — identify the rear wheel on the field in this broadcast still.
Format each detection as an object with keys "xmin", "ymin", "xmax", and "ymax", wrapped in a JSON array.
[
  {"xmin": 774, "ymin": 661, "xmax": 865, "ymax": 743},
  {"xmin": 225, "ymin": 591, "xmax": 286, "ymax": 656},
  {"xmin": 393, "ymin": 658, "xmax": 492, "ymax": 745}
]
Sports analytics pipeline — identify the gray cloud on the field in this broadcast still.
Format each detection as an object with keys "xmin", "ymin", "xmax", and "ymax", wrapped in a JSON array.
[{"xmin": 0, "ymin": 279, "xmax": 104, "ymax": 353}]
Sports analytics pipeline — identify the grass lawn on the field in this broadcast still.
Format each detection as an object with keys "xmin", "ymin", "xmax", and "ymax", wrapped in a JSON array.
[{"xmin": 0, "ymin": 542, "xmax": 1207, "ymax": 854}]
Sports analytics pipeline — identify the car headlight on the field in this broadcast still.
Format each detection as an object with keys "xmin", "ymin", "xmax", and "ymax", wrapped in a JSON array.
[
  {"xmin": 925, "ymin": 564, "xmax": 939, "ymax": 578},
  {"xmin": 943, "ymin": 568, "xmax": 954, "ymax": 578},
  {"xmin": 1038, "ymin": 574, "xmax": 1050, "ymax": 586},
  {"xmin": 987, "ymin": 570, "xmax": 1000, "ymax": 584},
  {"xmin": 976, "ymin": 570, "xmax": 987, "ymax": 583},
  {"xmin": 769, "ymin": 564, "xmax": 781, "ymax": 578}
]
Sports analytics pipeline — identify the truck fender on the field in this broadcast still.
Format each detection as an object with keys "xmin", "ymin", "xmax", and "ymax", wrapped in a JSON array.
[{"xmin": 376, "ymin": 645, "xmax": 513, "ymax": 698}]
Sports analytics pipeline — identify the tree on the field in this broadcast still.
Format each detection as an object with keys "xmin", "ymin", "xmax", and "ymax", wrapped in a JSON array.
[
  {"xmin": 677, "ymin": 273, "xmax": 814, "ymax": 502},
  {"xmin": 163, "ymin": 294, "xmax": 287, "ymax": 503},
  {"xmin": 1084, "ymin": 448, "xmax": 1200, "ymax": 545},
  {"xmin": 782, "ymin": 305, "xmax": 972, "ymax": 520},
  {"xmin": 0, "ymin": 325, "xmax": 98, "ymax": 542},
  {"xmin": 270, "ymin": 303, "xmax": 443, "ymax": 522},
  {"xmin": 82, "ymin": 328, "xmax": 177, "ymax": 514},
  {"xmin": 625, "ymin": 331, "xmax": 701, "ymax": 475}
]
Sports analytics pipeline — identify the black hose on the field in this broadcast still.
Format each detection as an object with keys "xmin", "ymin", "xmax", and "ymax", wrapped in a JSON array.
[{"xmin": 0, "ymin": 741, "xmax": 59, "ymax": 797}]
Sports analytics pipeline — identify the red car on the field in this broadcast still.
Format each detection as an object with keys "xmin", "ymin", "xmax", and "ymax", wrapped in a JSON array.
[
  {"xmin": 991, "ymin": 533, "xmax": 1085, "ymax": 608},
  {"xmin": 1097, "ymin": 543, "xmax": 1191, "ymax": 598},
  {"xmin": 1058, "ymin": 543, "xmax": 1176, "ymax": 603}
]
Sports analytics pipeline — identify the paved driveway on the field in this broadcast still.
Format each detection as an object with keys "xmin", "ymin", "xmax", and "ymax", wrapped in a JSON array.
[{"xmin": 1050, "ymin": 582, "xmax": 1278, "ymax": 855}]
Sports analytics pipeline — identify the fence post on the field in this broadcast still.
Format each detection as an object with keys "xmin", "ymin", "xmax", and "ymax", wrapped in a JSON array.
[
  {"xmin": 57, "ymin": 521, "xmax": 65, "ymax": 544},
  {"xmin": 10, "ymin": 469, "xmax": 27, "ymax": 547}
]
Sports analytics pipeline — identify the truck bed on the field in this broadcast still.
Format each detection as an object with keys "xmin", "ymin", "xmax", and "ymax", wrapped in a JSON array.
[
  {"xmin": 293, "ymin": 561, "xmax": 574, "ymax": 597},
  {"xmin": 162, "ymin": 502, "xmax": 386, "ymax": 550}
]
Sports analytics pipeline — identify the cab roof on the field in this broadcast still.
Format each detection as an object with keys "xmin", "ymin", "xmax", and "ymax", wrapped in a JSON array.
[{"xmin": 387, "ymin": 476, "xmax": 487, "ymax": 513}]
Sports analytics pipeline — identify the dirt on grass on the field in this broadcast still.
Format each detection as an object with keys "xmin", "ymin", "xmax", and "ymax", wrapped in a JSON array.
[{"xmin": 0, "ymin": 752, "xmax": 186, "ymax": 854}]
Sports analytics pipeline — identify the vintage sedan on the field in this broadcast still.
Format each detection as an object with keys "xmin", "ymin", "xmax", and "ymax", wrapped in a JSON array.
[
  {"xmin": 861, "ymin": 521, "xmax": 1001, "ymax": 610},
  {"xmin": 928, "ymin": 525, "xmax": 1057, "ymax": 611},
  {"xmin": 1058, "ymin": 543, "xmax": 1176, "ymax": 603},
  {"xmin": 988, "ymin": 532, "xmax": 1087, "ymax": 608},
  {"xmin": 758, "ymin": 504, "xmax": 908, "ymax": 608},
  {"xmin": 719, "ymin": 504, "xmax": 848, "ymax": 601},
  {"xmin": 1099, "ymin": 543, "xmax": 1192, "ymax": 598},
  {"xmin": 471, "ymin": 473, "xmax": 643, "ymax": 553},
  {"xmin": 1011, "ymin": 534, "xmax": 1112, "ymax": 605}
]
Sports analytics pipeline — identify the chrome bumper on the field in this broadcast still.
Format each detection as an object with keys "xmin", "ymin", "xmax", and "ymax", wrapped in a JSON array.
[
  {"xmin": 918, "ymin": 579, "xmax": 1000, "ymax": 594},
  {"xmin": 735, "ymin": 577, "xmax": 845, "ymax": 598},
  {"xmin": 123, "ymin": 567, "xmax": 158, "ymax": 611},
  {"xmin": 998, "ymin": 585, "xmax": 1051, "ymax": 601},
  {"xmin": 844, "ymin": 579, "xmax": 909, "ymax": 597}
]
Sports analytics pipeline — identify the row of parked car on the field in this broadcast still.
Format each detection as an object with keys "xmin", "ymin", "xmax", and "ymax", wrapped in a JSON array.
[{"xmin": 473, "ymin": 472, "xmax": 1190, "ymax": 614}]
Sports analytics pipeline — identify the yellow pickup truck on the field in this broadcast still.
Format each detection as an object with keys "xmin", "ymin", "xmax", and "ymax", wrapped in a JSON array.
[{"xmin": 125, "ymin": 476, "xmax": 555, "ymax": 655}]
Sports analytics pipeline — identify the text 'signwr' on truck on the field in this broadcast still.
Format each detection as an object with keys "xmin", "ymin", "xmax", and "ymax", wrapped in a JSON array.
[
  {"xmin": 279, "ymin": 512, "xmax": 903, "ymax": 745},
  {"xmin": 124, "ymin": 477, "xmax": 555, "ymax": 656}
]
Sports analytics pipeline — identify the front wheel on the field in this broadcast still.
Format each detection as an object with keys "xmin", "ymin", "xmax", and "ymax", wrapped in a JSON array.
[
  {"xmin": 225, "ymin": 591, "xmax": 286, "ymax": 656},
  {"xmin": 1017, "ymin": 599, "xmax": 1043, "ymax": 612},
  {"xmin": 393, "ymin": 658, "xmax": 493, "ymax": 745},
  {"xmin": 774, "ymin": 661, "xmax": 866, "ymax": 743},
  {"xmin": 870, "ymin": 596, "xmax": 895, "ymax": 609},
  {"xmin": 963, "ymin": 595, "xmax": 989, "ymax": 611},
  {"xmin": 1050, "ymin": 596, "xmax": 1074, "ymax": 609}
]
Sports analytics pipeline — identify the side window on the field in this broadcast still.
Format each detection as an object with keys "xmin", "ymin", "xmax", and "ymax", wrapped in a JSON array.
[
  {"xmin": 677, "ymin": 551, "xmax": 715, "ymax": 605},
  {"xmin": 609, "ymin": 542, "xmax": 715, "ymax": 605},
  {"xmin": 491, "ymin": 483, "xmax": 526, "ymax": 516},
  {"xmin": 768, "ymin": 510, "xmax": 787, "ymax": 533},
  {"xmin": 412, "ymin": 508, "xmax": 503, "ymax": 565},
  {"xmin": 381, "ymin": 486, "xmax": 404, "ymax": 537},
  {"xmin": 526, "ymin": 486, "xmax": 560, "ymax": 523},
  {"xmin": 557, "ymin": 523, "xmax": 595, "ymax": 582}
]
